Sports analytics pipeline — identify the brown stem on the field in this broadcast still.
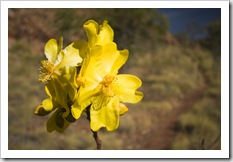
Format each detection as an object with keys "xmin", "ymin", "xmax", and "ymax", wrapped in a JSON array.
[
  {"xmin": 86, "ymin": 106, "xmax": 102, "ymax": 150},
  {"xmin": 201, "ymin": 138, "xmax": 205, "ymax": 150},
  {"xmin": 92, "ymin": 130, "xmax": 102, "ymax": 150}
]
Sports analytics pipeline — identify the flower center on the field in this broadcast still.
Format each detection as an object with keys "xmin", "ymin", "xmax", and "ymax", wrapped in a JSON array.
[
  {"xmin": 101, "ymin": 74, "xmax": 116, "ymax": 97},
  {"xmin": 39, "ymin": 60, "xmax": 55, "ymax": 82}
]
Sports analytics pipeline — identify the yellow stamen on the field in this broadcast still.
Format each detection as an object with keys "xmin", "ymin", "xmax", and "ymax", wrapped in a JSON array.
[
  {"xmin": 101, "ymin": 74, "xmax": 116, "ymax": 97},
  {"xmin": 39, "ymin": 60, "xmax": 55, "ymax": 82}
]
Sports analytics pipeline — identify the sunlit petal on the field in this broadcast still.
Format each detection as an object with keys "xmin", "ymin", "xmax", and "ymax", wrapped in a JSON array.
[
  {"xmin": 44, "ymin": 39, "xmax": 58, "ymax": 64},
  {"xmin": 96, "ymin": 20, "xmax": 114, "ymax": 46},
  {"xmin": 100, "ymin": 42, "xmax": 128, "ymax": 75},
  {"xmin": 71, "ymin": 101, "xmax": 83, "ymax": 120},
  {"xmin": 90, "ymin": 96, "xmax": 120, "ymax": 131},
  {"xmin": 71, "ymin": 83, "xmax": 100, "ymax": 119},
  {"xmin": 118, "ymin": 103, "xmax": 128, "ymax": 116},
  {"xmin": 115, "ymin": 74, "xmax": 143, "ymax": 103},
  {"xmin": 55, "ymin": 49, "xmax": 82, "ymax": 70},
  {"xmin": 40, "ymin": 82, "xmax": 59, "ymax": 111},
  {"xmin": 83, "ymin": 20, "xmax": 98, "ymax": 47}
]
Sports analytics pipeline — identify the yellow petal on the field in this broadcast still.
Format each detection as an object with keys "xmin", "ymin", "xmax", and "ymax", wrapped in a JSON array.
[
  {"xmin": 71, "ymin": 40, "xmax": 88, "ymax": 59},
  {"xmin": 83, "ymin": 20, "xmax": 114, "ymax": 47},
  {"xmin": 118, "ymin": 103, "xmax": 128, "ymax": 116},
  {"xmin": 55, "ymin": 50, "xmax": 82, "ymax": 70},
  {"xmin": 101, "ymin": 42, "xmax": 128, "ymax": 75},
  {"xmin": 83, "ymin": 43, "xmax": 128, "ymax": 78},
  {"xmin": 96, "ymin": 20, "xmax": 114, "ymax": 46},
  {"xmin": 60, "ymin": 67, "xmax": 78, "ymax": 101},
  {"xmin": 46, "ymin": 108, "xmax": 70, "ymax": 133},
  {"xmin": 42, "ymin": 82, "xmax": 59, "ymax": 111},
  {"xmin": 44, "ymin": 39, "xmax": 58, "ymax": 64},
  {"xmin": 42, "ymin": 98, "xmax": 54, "ymax": 111},
  {"xmin": 45, "ymin": 82, "xmax": 54, "ymax": 98},
  {"xmin": 65, "ymin": 41, "xmax": 83, "ymax": 64},
  {"xmin": 51, "ymin": 78, "xmax": 70, "ymax": 117},
  {"xmin": 78, "ymin": 45, "xmax": 102, "ymax": 77},
  {"xmin": 34, "ymin": 105, "xmax": 50, "ymax": 116},
  {"xmin": 90, "ymin": 96, "xmax": 120, "ymax": 131},
  {"xmin": 71, "ymin": 102, "xmax": 83, "ymax": 120},
  {"xmin": 71, "ymin": 82, "xmax": 100, "ymax": 119},
  {"xmin": 115, "ymin": 74, "xmax": 143, "ymax": 103},
  {"xmin": 82, "ymin": 46, "xmax": 103, "ymax": 83},
  {"xmin": 83, "ymin": 20, "xmax": 98, "ymax": 47},
  {"xmin": 72, "ymin": 47, "xmax": 103, "ymax": 115}
]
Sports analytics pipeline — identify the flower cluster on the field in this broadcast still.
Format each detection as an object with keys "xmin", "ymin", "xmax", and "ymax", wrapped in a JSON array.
[{"xmin": 35, "ymin": 20, "xmax": 143, "ymax": 133}]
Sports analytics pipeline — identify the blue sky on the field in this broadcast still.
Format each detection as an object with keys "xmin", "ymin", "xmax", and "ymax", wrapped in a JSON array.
[{"xmin": 157, "ymin": 8, "xmax": 221, "ymax": 37}]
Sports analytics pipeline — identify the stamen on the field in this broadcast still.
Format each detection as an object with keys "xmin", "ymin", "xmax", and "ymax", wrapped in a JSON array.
[
  {"xmin": 101, "ymin": 74, "xmax": 116, "ymax": 97},
  {"xmin": 38, "ymin": 60, "xmax": 55, "ymax": 82}
]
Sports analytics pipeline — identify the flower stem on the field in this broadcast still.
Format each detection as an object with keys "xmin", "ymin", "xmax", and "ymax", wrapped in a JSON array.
[
  {"xmin": 86, "ymin": 106, "xmax": 102, "ymax": 150},
  {"xmin": 92, "ymin": 130, "xmax": 102, "ymax": 150}
]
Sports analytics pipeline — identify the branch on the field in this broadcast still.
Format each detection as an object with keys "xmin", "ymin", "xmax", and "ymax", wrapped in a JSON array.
[{"xmin": 92, "ymin": 130, "xmax": 102, "ymax": 150}]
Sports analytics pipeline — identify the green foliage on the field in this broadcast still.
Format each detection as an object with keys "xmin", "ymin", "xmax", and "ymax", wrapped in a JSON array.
[
  {"xmin": 204, "ymin": 20, "xmax": 221, "ymax": 57},
  {"xmin": 54, "ymin": 9, "xmax": 77, "ymax": 41},
  {"xmin": 200, "ymin": 20, "xmax": 221, "ymax": 76},
  {"xmin": 97, "ymin": 9, "xmax": 169, "ymax": 50}
]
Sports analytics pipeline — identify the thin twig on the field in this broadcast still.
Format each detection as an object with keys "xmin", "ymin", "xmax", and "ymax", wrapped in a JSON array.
[
  {"xmin": 92, "ymin": 131, "xmax": 102, "ymax": 150},
  {"xmin": 201, "ymin": 138, "xmax": 205, "ymax": 150}
]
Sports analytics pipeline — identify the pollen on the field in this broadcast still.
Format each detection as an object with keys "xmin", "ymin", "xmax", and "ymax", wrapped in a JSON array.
[
  {"xmin": 101, "ymin": 74, "xmax": 116, "ymax": 97},
  {"xmin": 39, "ymin": 60, "xmax": 55, "ymax": 82}
]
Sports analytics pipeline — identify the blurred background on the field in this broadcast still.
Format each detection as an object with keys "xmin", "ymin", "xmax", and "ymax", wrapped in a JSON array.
[{"xmin": 8, "ymin": 8, "xmax": 221, "ymax": 150}]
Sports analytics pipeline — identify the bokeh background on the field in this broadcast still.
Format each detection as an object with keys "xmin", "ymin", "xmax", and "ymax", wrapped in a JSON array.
[{"xmin": 8, "ymin": 8, "xmax": 221, "ymax": 150}]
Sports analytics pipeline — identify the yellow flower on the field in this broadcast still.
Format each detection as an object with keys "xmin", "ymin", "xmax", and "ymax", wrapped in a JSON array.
[
  {"xmin": 36, "ymin": 37, "xmax": 82, "ymax": 132},
  {"xmin": 37, "ymin": 37, "xmax": 82, "ymax": 114},
  {"xmin": 39, "ymin": 37, "xmax": 82, "ymax": 82},
  {"xmin": 36, "ymin": 20, "xmax": 143, "ymax": 133},
  {"xmin": 35, "ymin": 75, "xmax": 76, "ymax": 133},
  {"xmin": 90, "ymin": 74, "xmax": 143, "ymax": 131},
  {"xmin": 71, "ymin": 20, "xmax": 143, "ymax": 131}
]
